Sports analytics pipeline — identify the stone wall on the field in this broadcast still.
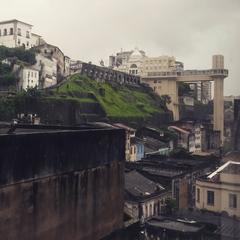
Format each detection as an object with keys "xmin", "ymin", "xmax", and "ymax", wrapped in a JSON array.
[
  {"xmin": 15, "ymin": 97, "xmax": 106, "ymax": 125},
  {"xmin": 0, "ymin": 128, "xmax": 125, "ymax": 240},
  {"xmin": 80, "ymin": 62, "xmax": 140, "ymax": 86}
]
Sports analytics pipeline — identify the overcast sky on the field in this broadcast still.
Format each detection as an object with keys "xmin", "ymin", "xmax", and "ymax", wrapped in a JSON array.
[{"xmin": 1, "ymin": 0, "xmax": 240, "ymax": 95}]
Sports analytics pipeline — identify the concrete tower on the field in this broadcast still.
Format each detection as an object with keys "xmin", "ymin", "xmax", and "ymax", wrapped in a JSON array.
[{"xmin": 212, "ymin": 55, "xmax": 225, "ymax": 142}]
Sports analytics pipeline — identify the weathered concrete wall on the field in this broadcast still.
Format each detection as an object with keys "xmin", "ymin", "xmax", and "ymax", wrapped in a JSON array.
[
  {"xmin": 0, "ymin": 128, "xmax": 125, "ymax": 240},
  {"xmin": 15, "ymin": 97, "xmax": 106, "ymax": 125}
]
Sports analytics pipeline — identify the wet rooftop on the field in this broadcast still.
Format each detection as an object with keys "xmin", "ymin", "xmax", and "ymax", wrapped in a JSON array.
[
  {"xmin": 0, "ymin": 122, "xmax": 116, "ymax": 136},
  {"xmin": 147, "ymin": 218, "xmax": 204, "ymax": 233}
]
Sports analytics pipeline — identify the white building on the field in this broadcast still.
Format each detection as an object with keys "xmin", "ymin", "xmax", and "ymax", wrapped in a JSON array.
[
  {"xmin": 112, "ymin": 48, "xmax": 179, "ymax": 78},
  {"xmin": 109, "ymin": 49, "xmax": 146, "ymax": 68},
  {"xmin": 34, "ymin": 54, "xmax": 57, "ymax": 88},
  {"xmin": 18, "ymin": 66, "xmax": 39, "ymax": 90},
  {"xmin": 70, "ymin": 60, "xmax": 83, "ymax": 75},
  {"xmin": 64, "ymin": 56, "xmax": 71, "ymax": 77},
  {"xmin": 0, "ymin": 19, "xmax": 42, "ymax": 49}
]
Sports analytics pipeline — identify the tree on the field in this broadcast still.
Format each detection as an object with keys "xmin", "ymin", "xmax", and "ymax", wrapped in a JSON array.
[
  {"xmin": 0, "ymin": 63, "xmax": 17, "ymax": 87},
  {"xmin": 161, "ymin": 95, "xmax": 171, "ymax": 105},
  {"xmin": 0, "ymin": 46, "xmax": 36, "ymax": 65}
]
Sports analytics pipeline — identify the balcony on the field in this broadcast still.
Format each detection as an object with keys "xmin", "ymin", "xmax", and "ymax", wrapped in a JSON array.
[{"xmin": 182, "ymin": 69, "xmax": 228, "ymax": 77}]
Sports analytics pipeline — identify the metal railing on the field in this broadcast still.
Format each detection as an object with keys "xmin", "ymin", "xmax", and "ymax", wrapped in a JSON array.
[{"xmin": 146, "ymin": 69, "xmax": 228, "ymax": 78}]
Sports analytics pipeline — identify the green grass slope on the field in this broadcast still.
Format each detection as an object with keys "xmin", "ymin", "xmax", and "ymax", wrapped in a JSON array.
[{"xmin": 50, "ymin": 74, "xmax": 167, "ymax": 118}]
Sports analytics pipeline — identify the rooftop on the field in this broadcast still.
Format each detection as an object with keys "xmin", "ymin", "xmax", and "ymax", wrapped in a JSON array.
[
  {"xmin": 147, "ymin": 217, "xmax": 204, "ymax": 233},
  {"xmin": 207, "ymin": 161, "xmax": 240, "ymax": 179},
  {"xmin": 143, "ymin": 136, "xmax": 168, "ymax": 152},
  {"xmin": 0, "ymin": 19, "xmax": 33, "ymax": 27},
  {"xmin": 113, "ymin": 123, "xmax": 136, "ymax": 132},
  {"xmin": 223, "ymin": 151, "xmax": 240, "ymax": 163},
  {"xmin": 125, "ymin": 170, "xmax": 165, "ymax": 199},
  {"xmin": 0, "ymin": 122, "xmax": 117, "ymax": 136},
  {"xmin": 168, "ymin": 125, "xmax": 191, "ymax": 135},
  {"xmin": 174, "ymin": 210, "xmax": 240, "ymax": 239},
  {"xmin": 141, "ymin": 166, "xmax": 184, "ymax": 178}
]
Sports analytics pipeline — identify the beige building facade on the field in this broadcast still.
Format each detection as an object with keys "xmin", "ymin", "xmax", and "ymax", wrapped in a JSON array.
[
  {"xmin": 141, "ymin": 55, "xmax": 228, "ymax": 142},
  {"xmin": 112, "ymin": 49, "xmax": 228, "ymax": 142},
  {"xmin": 0, "ymin": 19, "xmax": 42, "ymax": 49},
  {"xmin": 196, "ymin": 161, "xmax": 240, "ymax": 218}
]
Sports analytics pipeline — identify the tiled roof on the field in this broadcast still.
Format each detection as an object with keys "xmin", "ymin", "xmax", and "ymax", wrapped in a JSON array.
[{"xmin": 125, "ymin": 170, "xmax": 165, "ymax": 198}]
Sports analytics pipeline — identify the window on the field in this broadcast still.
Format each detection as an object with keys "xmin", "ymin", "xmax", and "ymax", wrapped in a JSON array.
[
  {"xmin": 196, "ymin": 188, "xmax": 200, "ymax": 202},
  {"xmin": 17, "ymin": 28, "xmax": 21, "ymax": 36},
  {"xmin": 229, "ymin": 194, "xmax": 237, "ymax": 208},
  {"xmin": 207, "ymin": 191, "xmax": 214, "ymax": 205},
  {"xmin": 0, "ymin": 30, "xmax": 1, "ymax": 36},
  {"xmin": 10, "ymin": 28, "xmax": 13, "ymax": 35},
  {"xmin": 26, "ymin": 31, "xmax": 30, "ymax": 38},
  {"xmin": 4, "ymin": 29, "xmax": 7, "ymax": 36},
  {"xmin": 18, "ymin": 39, "xmax": 21, "ymax": 45},
  {"xmin": 150, "ymin": 204, "xmax": 153, "ymax": 216},
  {"xmin": 145, "ymin": 205, "xmax": 148, "ymax": 217}
]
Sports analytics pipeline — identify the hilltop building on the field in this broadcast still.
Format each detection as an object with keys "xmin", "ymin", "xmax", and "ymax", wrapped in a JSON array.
[
  {"xmin": 109, "ymin": 49, "xmax": 146, "ymax": 68},
  {"xmin": 0, "ymin": 19, "xmax": 44, "ymax": 49},
  {"xmin": 34, "ymin": 54, "xmax": 57, "ymax": 88},
  {"xmin": 17, "ymin": 66, "xmax": 39, "ymax": 90},
  {"xmin": 111, "ymin": 48, "xmax": 179, "ymax": 78},
  {"xmin": 34, "ymin": 43, "xmax": 66, "ymax": 82},
  {"xmin": 0, "ymin": 19, "xmax": 70, "ymax": 86}
]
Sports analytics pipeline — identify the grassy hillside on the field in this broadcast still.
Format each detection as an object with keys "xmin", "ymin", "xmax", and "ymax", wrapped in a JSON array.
[{"xmin": 50, "ymin": 74, "xmax": 167, "ymax": 118}]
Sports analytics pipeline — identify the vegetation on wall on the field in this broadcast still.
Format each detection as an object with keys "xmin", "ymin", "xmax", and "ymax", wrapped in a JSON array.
[
  {"xmin": 0, "ymin": 97, "xmax": 15, "ymax": 120},
  {"xmin": 51, "ymin": 74, "xmax": 169, "ymax": 118},
  {"xmin": 0, "ymin": 63, "xmax": 17, "ymax": 87},
  {"xmin": 0, "ymin": 74, "xmax": 171, "ymax": 122}
]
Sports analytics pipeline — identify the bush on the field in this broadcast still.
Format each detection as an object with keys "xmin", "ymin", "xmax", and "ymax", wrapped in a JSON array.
[
  {"xmin": 0, "ymin": 97, "xmax": 15, "ymax": 120},
  {"xmin": 0, "ymin": 46, "xmax": 36, "ymax": 65},
  {"xmin": 0, "ymin": 63, "xmax": 17, "ymax": 87},
  {"xmin": 0, "ymin": 73, "xmax": 16, "ymax": 86}
]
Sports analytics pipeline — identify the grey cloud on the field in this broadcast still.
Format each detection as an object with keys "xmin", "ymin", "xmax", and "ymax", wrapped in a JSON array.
[{"xmin": 1, "ymin": 0, "xmax": 240, "ymax": 95}]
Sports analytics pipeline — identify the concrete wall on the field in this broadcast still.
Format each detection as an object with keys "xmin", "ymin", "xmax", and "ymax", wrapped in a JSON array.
[
  {"xmin": 81, "ymin": 62, "xmax": 141, "ymax": 85},
  {"xmin": 0, "ymin": 128, "xmax": 125, "ymax": 240},
  {"xmin": 196, "ymin": 179, "xmax": 240, "ymax": 218}
]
